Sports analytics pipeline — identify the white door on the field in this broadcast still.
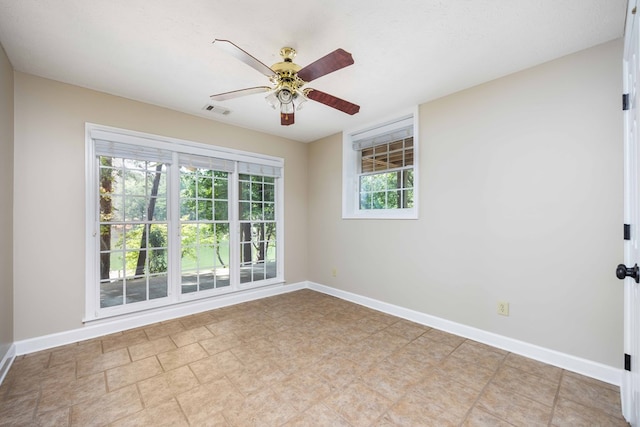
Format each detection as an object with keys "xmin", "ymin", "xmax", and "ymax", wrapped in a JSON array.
[{"xmin": 623, "ymin": 0, "xmax": 640, "ymax": 424}]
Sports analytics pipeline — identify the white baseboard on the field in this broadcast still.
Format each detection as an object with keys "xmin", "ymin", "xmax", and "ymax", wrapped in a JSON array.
[
  {"xmin": 0, "ymin": 343, "xmax": 16, "ymax": 387},
  {"xmin": 15, "ymin": 282, "xmax": 306, "ymax": 356},
  {"xmin": 307, "ymin": 282, "xmax": 622, "ymax": 387},
  {"xmin": 12, "ymin": 280, "xmax": 621, "ymax": 387}
]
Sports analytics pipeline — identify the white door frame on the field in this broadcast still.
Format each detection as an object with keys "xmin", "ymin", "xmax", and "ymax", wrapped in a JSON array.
[{"xmin": 623, "ymin": 0, "xmax": 640, "ymax": 424}]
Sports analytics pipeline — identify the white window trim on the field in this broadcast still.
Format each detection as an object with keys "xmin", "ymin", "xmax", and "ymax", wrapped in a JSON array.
[
  {"xmin": 84, "ymin": 123, "xmax": 285, "ymax": 322},
  {"xmin": 342, "ymin": 107, "xmax": 419, "ymax": 219}
]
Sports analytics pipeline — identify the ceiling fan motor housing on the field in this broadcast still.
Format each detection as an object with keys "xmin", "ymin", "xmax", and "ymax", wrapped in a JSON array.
[{"xmin": 270, "ymin": 48, "xmax": 305, "ymax": 95}]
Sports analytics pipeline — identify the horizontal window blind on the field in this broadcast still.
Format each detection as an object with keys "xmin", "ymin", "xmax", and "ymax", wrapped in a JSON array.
[
  {"xmin": 351, "ymin": 115, "xmax": 413, "ymax": 151},
  {"xmin": 179, "ymin": 153, "xmax": 235, "ymax": 172},
  {"xmin": 91, "ymin": 125, "xmax": 284, "ymax": 183},
  {"xmin": 94, "ymin": 139, "xmax": 173, "ymax": 164},
  {"xmin": 238, "ymin": 161, "xmax": 282, "ymax": 178}
]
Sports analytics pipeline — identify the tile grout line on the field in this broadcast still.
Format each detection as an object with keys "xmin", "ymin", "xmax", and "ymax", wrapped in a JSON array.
[
  {"xmin": 458, "ymin": 345, "xmax": 512, "ymax": 426},
  {"xmin": 547, "ymin": 369, "xmax": 565, "ymax": 427},
  {"xmin": 30, "ymin": 380, "xmax": 44, "ymax": 425},
  {"xmin": 370, "ymin": 329, "xmax": 467, "ymax": 426},
  {"xmin": 172, "ymin": 386, "xmax": 192, "ymax": 426},
  {"xmin": 368, "ymin": 335, "xmax": 434, "ymax": 426}
]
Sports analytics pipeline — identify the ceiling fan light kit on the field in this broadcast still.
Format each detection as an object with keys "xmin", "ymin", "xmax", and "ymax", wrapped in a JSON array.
[{"xmin": 210, "ymin": 39, "xmax": 360, "ymax": 126}]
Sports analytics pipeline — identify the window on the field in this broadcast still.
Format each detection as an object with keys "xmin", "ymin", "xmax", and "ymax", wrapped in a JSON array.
[
  {"xmin": 86, "ymin": 125, "xmax": 284, "ymax": 321},
  {"xmin": 359, "ymin": 137, "xmax": 414, "ymax": 210},
  {"xmin": 343, "ymin": 109, "xmax": 418, "ymax": 219},
  {"xmin": 239, "ymin": 173, "xmax": 277, "ymax": 283},
  {"xmin": 98, "ymin": 155, "xmax": 170, "ymax": 308},
  {"xmin": 178, "ymin": 156, "xmax": 232, "ymax": 294}
]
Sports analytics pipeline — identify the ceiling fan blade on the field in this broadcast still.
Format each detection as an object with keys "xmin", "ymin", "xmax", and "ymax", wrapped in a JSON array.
[
  {"xmin": 213, "ymin": 39, "xmax": 275, "ymax": 77},
  {"xmin": 306, "ymin": 89, "xmax": 360, "ymax": 115},
  {"xmin": 297, "ymin": 48, "xmax": 354, "ymax": 82},
  {"xmin": 281, "ymin": 112, "xmax": 294, "ymax": 126},
  {"xmin": 210, "ymin": 86, "xmax": 272, "ymax": 101}
]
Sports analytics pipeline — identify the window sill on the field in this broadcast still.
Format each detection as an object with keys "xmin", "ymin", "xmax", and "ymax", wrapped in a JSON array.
[{"xmin": 342, "ymin": 209, "xmax": 418, "ymax": 220}]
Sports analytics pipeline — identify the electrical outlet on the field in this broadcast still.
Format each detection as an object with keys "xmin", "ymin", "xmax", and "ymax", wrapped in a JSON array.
[
  {"xmin": 331, "ymin": 268, "xmax": 337, "ymax": 277},
  {"xmin": 497, "ymin": 301, "xmax": 509, "ymax": 316}
]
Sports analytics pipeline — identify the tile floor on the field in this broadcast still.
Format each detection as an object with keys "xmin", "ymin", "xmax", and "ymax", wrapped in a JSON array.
[{"xmin": 0, "ymin": 289, "xmax": 629, "ymax": 426}]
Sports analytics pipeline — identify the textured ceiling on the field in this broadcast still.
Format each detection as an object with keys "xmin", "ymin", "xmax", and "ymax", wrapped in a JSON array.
[{"xmin": 0, "ymin": 0, "xmax": 627, "ymax": 142}]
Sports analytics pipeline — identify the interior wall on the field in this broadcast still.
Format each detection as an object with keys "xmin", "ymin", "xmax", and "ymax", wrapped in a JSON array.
[
  {"xmin": 308, "ymin": 39, "xmax": 624, "ymax": 368},
  {"xmin": 12, "ymin": 73, "xmax": 308, "ymax": 340},
  {"xmin": 0, "ymin": 44, "xmax": 14, "ymax": 360}
]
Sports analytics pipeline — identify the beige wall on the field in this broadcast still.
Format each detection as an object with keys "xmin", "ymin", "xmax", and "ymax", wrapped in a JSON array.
[
  {"xmin": 13, "ymin": 73, "xmax": 308, "ymax": 340},
  {"xmin": 9, "ymin": 38, "xmax": 626, "ymax": 369},
  {"xmin": 0, "ymin": 44, "xmax": 14, "ymax": 360},
  {"xmin": 308, "ymin": 39, "xmax": 624, "ymax": 367}
]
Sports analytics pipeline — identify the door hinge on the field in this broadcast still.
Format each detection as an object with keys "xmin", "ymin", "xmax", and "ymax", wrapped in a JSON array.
[
  {"xmin": 626, "ymin": 353, "xmax": 631, "ymax": 371},
  {"xmin": 625, "ymin": 224, "xmax": 631, "ymax": 240},
  {"xmin": 623, "ymin": 93, "xmax": 630, "ymax": 111}
]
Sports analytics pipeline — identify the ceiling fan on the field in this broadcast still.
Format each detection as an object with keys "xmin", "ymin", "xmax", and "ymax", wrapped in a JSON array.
[{"xmin": 210, "ymin": 39, "xmax": 360, "ymax": 126}]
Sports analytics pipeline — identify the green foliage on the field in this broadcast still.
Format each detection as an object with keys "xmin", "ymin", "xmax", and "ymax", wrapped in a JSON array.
[
  {"xmin": 148, "ymin": 226, "xmax": 167, "ymax": 273},
  {"xmin": 120, "ymin": 224, "xmax": 168, "ymax": 275},
  {"xmin": 238, "ymin": 174, "xmax": 276, "ymax": 261},
  {"xmin": 101, "ymin": 160, "xmax": 275, "ymax": 279},
  {"xmin": 359, "ymin": 169, "xmax": 414, "ymax": 210},
  {"xmin": 99, "ymin": 157, "xmax": 168, "ymax": 222},
  {"xmin": 180, "ymin": 168, "xmax": 231, "ymax": 266}
]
